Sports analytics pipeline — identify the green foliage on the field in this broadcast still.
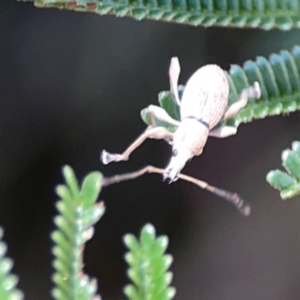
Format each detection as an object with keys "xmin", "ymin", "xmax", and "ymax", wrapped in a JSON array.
[
  {"xmin": 142, "ymin": 45, "xmax": 300, "ymax": 131},
  {"xmin": 0, "ymin": 228, "xmax": 23, "ymax": 300},
  {"xmin": 123, "ymin": 224, "xmax": 175, "ymax": 300},
  {"xmin": 52, "ymin": 166, "xmax": 104, "ymax": 300},
  {"xmin": 25, "ymin": 0, "xmax": 300, "ymax": 30},
  {"xmin": 267, "ymin": 141, "xmax": 300, "ymax": 200}
]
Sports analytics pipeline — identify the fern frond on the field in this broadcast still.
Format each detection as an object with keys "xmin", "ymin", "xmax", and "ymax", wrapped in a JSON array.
[
  {"xmin": 24, "ymin": 0, "xmax": 300, "ymax": 30},
  {"xmin": 142, "ymin": 45, "xmax": 300, "ymax": 131},
  {"xmin": 0, "ymin": 228, "xmax": 24, "ymax": 300},
  {"xmin": 52, "ymin": 165, "xmax": 104, "ymax": 300},
  {"xmin": 123, "ymin": 224, "xmax": 175, "ymax": 300},
  {"xmin": 267, "ymin": 141, "xmax": 300, "ymax": 200}
]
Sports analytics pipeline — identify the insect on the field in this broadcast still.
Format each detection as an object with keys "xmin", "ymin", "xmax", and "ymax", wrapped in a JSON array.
[{"xmin": 101, "ymin": 57, "xmax": 261, "ymax": 183}]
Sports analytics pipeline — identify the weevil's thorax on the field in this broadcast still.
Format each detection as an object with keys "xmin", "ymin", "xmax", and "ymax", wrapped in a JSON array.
[
  {"xmin": 180, "ymin": 64, "xmax": 229, "ymax": 130},
  {"xmin": 173, "ymin": 119, "xmax": 209, "ymax": 156},
  {"xmin": 164, "ymin": 119, "xmax": 209, "ymax": 182}
]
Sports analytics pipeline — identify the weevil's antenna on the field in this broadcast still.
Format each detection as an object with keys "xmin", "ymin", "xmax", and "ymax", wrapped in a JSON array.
[{"xmin": 102, "ymin": 165, "xmax": 251, "ymax": 216}]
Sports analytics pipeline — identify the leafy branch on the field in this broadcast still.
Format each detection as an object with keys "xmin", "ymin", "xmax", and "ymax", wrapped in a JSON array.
[
  {"xmin": 123, "ymin": 224, "xmax": 175, "ymax": 300},
  {"xmin": 0, "ymin": 228, "xmax": 23, "ymax": 300},
  {"xmin": 142, "ymin": 45, "xmax": 300, "ymax": 132},
  {"xmin": 267, "ymin": 141, "xmax": 300, "ymax": 200},
  {"xmin": 52, "ymin": 166, "xmax": 104, "ymax": 300},
  {"xmin": 24, "ymin": 0, "xmax": 300, "ymax": 30},
  {"xmin": 52, "ymin": 166, "xmax": 180, "ymax": 300},
  {"xmin": 0, "ymin": 166, "xmax": 181, "ymax": 300}
]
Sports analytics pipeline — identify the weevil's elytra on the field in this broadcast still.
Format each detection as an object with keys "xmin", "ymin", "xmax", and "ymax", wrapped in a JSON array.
[
  {"xmin": 101, "ymin": 57, "xmax": 261, "ymax": 183},
  {"xmin": 180, "ymin": 65, "xmax": 229, "ymax": 130}
]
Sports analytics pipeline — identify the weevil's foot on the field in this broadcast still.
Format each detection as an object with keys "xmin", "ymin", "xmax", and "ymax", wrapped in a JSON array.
[
  {"xmin": 239, "ymin": 203, "xmax": 251, "ymax": 217},
  {"xmin": 101, "ymin": 150, "xmax": 126, "ymax": 165},
  {"xmin": 245, "ymin": 82, "xmax": 260, "ymax": 99},
  {"xmin": 164, "ymin": 137, "xmax": 173, "ymax": 145},
  {"xmin": 163, "ymin": 168, "xmax": 179, "ymax": 183},
  {"xmin": 252, "ymin": 81, "xmax": 261, "ymax": 99},
  {"xmin": 235, "ymin": 195, "xmax": 251, "ymax": 217}
]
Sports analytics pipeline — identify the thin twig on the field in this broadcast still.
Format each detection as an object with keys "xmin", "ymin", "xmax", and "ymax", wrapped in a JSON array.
[{"xmin": 102, "ymin": 165, "xmax": 250, "ymax": 216}]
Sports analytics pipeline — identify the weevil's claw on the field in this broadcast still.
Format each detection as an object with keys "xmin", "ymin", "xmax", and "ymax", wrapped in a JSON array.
[
  {"xmin": 101, "ymin": 150, "xmax": 125, "ymax": 165},
  {"xmin": 163, "ymin": 168, "xmax": 179, "ymax": 183},
  {"xmin": 101, "ymin": 150, "xmax": 112, "ymax": 165},
  {"xmin": 164, "ymin": 137, "xmax": 173, "ymax": 145},
  {"xmin": 239, "ymin": 204, "xmax": 251, "ymax": 217},
  {"xmin": 246, "ymin": 82, "xmax": 261, "ymax": 99},
  {"xmin": 163, "ymin": 175, "xmax": 172, "ymax": 184},
  {"xmin": 253, "ymin": 81, "xmax": 261, "ymax": 99},
  {"xmin": 235, "ymin": 195, "xmax": 251, "ymax": 217}
]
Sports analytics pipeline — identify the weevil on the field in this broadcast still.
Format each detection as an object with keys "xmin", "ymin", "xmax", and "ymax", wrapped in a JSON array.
[{"xmin": 101, "ymin": 57, "xmax": 261, "ymax": 182}]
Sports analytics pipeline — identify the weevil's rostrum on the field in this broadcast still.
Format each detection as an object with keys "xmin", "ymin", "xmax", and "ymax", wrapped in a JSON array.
[{"xmin": 101, "ymin": 58, "xmax": 261, "ymax": 182}]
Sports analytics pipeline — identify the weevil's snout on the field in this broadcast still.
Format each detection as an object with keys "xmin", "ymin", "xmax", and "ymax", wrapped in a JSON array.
[
  {"xmin": 163, "ymin": 168, "xmax": 179, "ymax": 183},
  {"xmin": 163, "ymin": 147, "xmax": 193, "ymax": 184}
]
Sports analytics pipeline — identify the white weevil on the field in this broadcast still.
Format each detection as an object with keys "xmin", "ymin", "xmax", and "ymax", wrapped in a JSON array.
[{"xmin": 101, "ymin": 57, "xmax": 261, "ymax": 182}]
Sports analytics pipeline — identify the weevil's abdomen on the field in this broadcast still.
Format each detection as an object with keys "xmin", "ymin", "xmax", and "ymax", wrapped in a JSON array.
[{"xmin": 180, "ymin": 64, "xmax": 229, "ymax": 129}]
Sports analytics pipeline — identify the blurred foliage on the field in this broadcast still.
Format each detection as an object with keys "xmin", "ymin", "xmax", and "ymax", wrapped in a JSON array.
[
  {"xmin": 142, "ymin": 45, "xmax": 300, "ymax": 131},
  {"xmin": 0, "ymin": 228, "xmax": 23, "ymax": 300},
  {"xmin": 52, "ymin": 166, "xmax": 104, "ymax": 300},
  {"xmin": 0, "ymin": 165, "xmax": 176, "ymax": 300},
  {"xmin": 267, "ymin": 141, "xmax": 300, "ymax": 200},
  {"xmin": 123, "ymin": 224, "xmax": 175, "ymax": 300},
  {"xmin": 24, "ymin": 0, "xmax": 300, "ymax": 30}
]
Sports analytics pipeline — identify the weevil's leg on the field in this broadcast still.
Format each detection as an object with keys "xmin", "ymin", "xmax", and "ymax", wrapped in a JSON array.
[
  {"xmin": 101, "ymin": 127, "xmax": 174, "ymax": 165},
  {"xmin": 209, "ymin": 126, "xmax": 237, "ymax": 138},
  {"xmin": 148, "ymin": 105, "xmax": 180, "ymax": 127},
  {"xmin": 223, "ymin": 82, "xmax": 261, "ymax": 120},
  {"xmin": 169, "ymin": 57, "xmax": 181, "ymax": 106}
]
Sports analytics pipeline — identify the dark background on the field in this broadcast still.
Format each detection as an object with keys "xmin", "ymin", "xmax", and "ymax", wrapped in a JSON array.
[{"xmin": 2, "ymin": 1, "xmax": 300, "ymax": 299}]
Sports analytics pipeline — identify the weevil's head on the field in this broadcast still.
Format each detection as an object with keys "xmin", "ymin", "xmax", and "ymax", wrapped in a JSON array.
[
  {"xmin": 163, "ymin": 146, "xmax": 193, "ymax": 183},
  {"xmin": 163, "ymin": 119, "xmax": 209, "ymax": 183}
]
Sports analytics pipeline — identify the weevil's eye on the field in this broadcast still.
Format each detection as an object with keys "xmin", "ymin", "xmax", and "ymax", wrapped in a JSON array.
[
  {"xmin": 178, "ymin": 86, "xmax": 184, "ymax": 101},
  {"xmin": 172, "ymin": 149, "xmax": 178, "ymax": 157}
]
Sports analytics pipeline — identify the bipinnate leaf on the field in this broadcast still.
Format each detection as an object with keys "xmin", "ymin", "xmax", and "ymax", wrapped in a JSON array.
[
  {"xmin": 0, "ymin": 228, "xmax": 24, "ymax": 300},
  {"xmin": 267, "ymin": 141, "xmax": 300, "ymax": 200},
  {"xmin": 143, "ymin": 46, "xmax": 300, "ymax": 132},
  {"xmin": 52, "ymin": 165, "xmax": 104, "ymax": 300},
  {"xmin": 123, "ymin": 223, "xmax": 175, "ymax": 300},
  {"xmin": 25, "ymin": 0, "xmax": 300, "ymax": 31}
]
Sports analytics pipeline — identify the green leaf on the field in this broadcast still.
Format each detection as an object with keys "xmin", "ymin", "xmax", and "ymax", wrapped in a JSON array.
[
  {"xmin": 267, "ymin": 170, "xmax": 297, "ymax": 190},
  {"xmin": 62, "ymin": 166, "xmax": 80, "ymax": 202},
  {"xmin": 124, "ymin": 234, "xmax": 141, "ymax": 254},
  {"xmin": 282, "ymin": 150, "xmax": 300, "ymax": 180},
  {"xmin": 25, "ymin": 0, "xmax": 300, "ymax": 30},
  {"xmin": 158, "ymin": 92, "xmax": 180, "ymax": 121},
  {"xmin": 140, "ymin": 223, "xmax": 156, "ymax": 247},
  {"xmin": 52, "ymin": 166, "xmax": 104, "ymax": 300},
  {"xmin": 124, "ymin": 285, "xmax": 140, "ymax": 300},
  {"xmin": 142, "ymin": 45, "xmax": 300, "ymax": 131},
  {"xmin": 292, "ymin": 141, "xmax": 300, "ymax": 156},
  {"xmin": 81, "ymin": 203, "xmax": 105, "ymax": 228},
  {"xmin": 80, "ymin": 172, "xmax": 103, "ymax": 209},
  {"xmin": 267, "ymin": 141, "xmax": 300, "ymax": 200},
  {"xmin": 280, "ymin": 184, "xmax": 300, "ymax": 200},
  {"xmin": 141, "ymin": 93, "xmax": 178, "ymax": 132},
  {"xmin": 123, "ymin": 224, "xmax": 175, "ymax": 300}
]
